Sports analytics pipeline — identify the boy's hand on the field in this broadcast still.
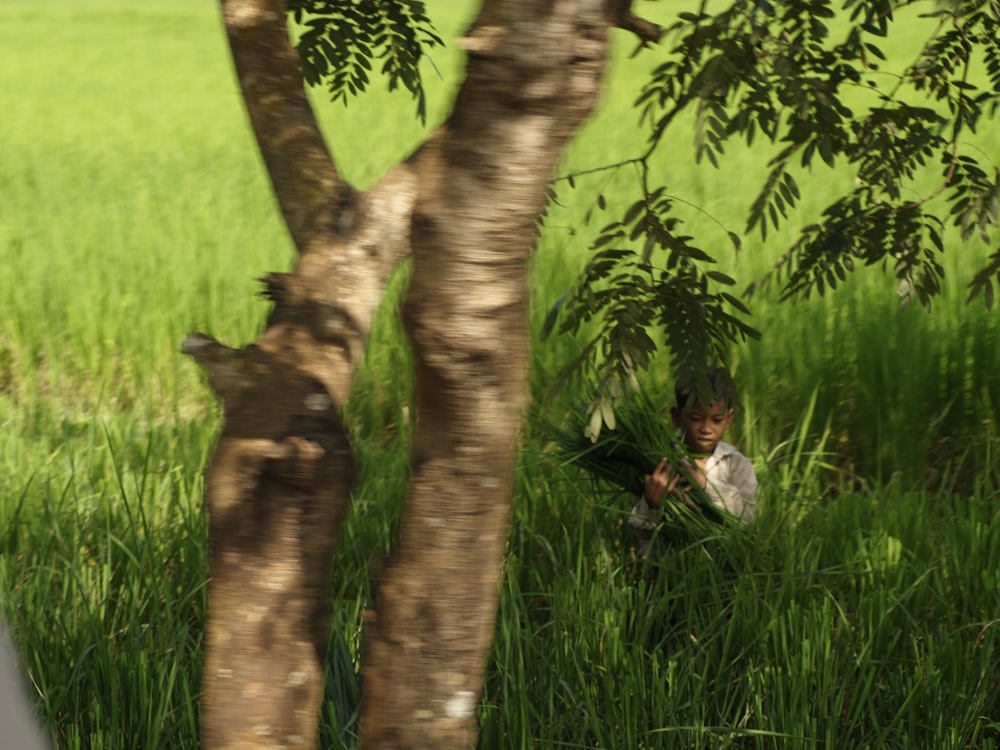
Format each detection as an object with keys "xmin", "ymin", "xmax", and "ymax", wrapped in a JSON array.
[
  {"xmin": 644, "ymin": 457, "xmax": 681, "ymax": 509},
  {"xmin": 645, "ymin": 457, "xmax": 703, "ymax": 511}
]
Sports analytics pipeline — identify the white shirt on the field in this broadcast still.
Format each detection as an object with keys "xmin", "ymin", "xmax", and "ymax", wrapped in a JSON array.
[{"xmin": 699, "ymin": 440, "xmax": 757, "ymax": 522}]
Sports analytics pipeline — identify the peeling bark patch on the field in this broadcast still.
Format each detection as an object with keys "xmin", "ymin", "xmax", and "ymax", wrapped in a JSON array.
[
  {"xmin": 445, "ymin": 691, "xmax": 476, "ymax": 719},
  {"xmin": 225, "ymin": 1, "xmax": 266, "ymax": 27},
  {"xmin": 314, "ymin": 303, "xmax": 363, "ymax": 347},
  {"xmin": 303, "ymin": 393, "xmax": 331, "ymax": 411},
  {"xmin": 243, "ymin": 682, "xmax": 267, "ymax": 699}
]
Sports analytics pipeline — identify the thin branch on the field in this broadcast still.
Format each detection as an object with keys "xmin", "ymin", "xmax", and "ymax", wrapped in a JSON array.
[{"xmin": 604, "ymin": 0, "xmax": 665, "ymax": 51}]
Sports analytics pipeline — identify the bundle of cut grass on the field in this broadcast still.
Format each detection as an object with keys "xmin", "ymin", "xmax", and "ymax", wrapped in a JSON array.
[{"xmin": 534, "ymin": 384, "xmax": 733, "ymax": 535}]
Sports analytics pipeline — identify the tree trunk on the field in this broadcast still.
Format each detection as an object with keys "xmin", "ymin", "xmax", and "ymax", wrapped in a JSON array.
[
  {"xmin": 188, "ymin": 1, "xmax": 414, "ymax": 747},
  {"xmin": 192, "ymin": 0, "xmax": 619, "ymax": 748},
  {"xmin": 359, "ymin": 2, "xmax": 609, "ymax": 748}
]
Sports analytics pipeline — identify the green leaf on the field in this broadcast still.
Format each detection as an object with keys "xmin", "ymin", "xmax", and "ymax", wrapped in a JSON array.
[
  {"xmin": 721, "ymin": 293, "xmax": 751, "ymax": 315},
  {"xmin": 864, "ymin": 43, "xmax": 886, "ymax": 60},
  {"xmin": 541, "ymin": 290, "xmax": 570, "ymax": 341},
  {"xmin": 584, "ymin": 401, "xmax": 604, "ymax": 443},
  {"xmin": 622, "ymin": 200, "xmax": 646, "ymax": 228},
  {"xmin": 706, "ymin": 271, "xmax": 737, "ymax": 286},
  {"xmin": 600, "ymin": 397, "xmax": 616, "ymax": 432}
]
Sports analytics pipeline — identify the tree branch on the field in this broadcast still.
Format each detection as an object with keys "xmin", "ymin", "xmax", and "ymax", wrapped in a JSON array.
[
  {"xmin": 221, "ymin": 0, "xmax": 356, "ymax": 252},
  {"xmin": 604, "ymin": 0, "xmax": 664, "ymax": 51}
]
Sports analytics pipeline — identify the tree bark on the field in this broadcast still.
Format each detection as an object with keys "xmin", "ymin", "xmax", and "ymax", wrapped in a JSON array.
[
  {"xmin": 193, "ymin": 0, "xmax": 614, "ymax": 748},
  {"xmin": 360, "ymin": 2, "xmax": 609, "ymax": 748},
  {"xmin": 188, "ymin": 1, "xmax": 414, "ymax": 748}
]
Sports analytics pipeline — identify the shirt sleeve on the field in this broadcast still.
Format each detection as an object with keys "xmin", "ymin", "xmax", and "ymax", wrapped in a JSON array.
[{"xmin": 704, "ymin": 451, "xmax": 758, "ymax": 523}]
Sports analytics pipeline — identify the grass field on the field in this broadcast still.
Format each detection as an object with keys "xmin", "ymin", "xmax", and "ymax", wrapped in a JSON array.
[{"xmin": 2, "ymin": 1, "xmax": 1000, "ymax": 748}]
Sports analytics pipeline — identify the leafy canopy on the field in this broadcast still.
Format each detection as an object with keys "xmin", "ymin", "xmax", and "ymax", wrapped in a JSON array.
[
  {"xmin": 547, "ymin": 0, "xmax": 999, "ymax": 429},
  {"xmin": 286, "ymin": 0, "xmax": 1000, "ymax": 426},
  {"xmin": 289, "ymin": 0, "xmax": 442, "ymax": 123}
]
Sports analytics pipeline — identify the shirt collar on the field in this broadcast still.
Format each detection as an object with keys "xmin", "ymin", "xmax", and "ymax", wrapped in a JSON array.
[{"xmin": 704, "ymin": 440, "xmax": 736, "ymax": 470}]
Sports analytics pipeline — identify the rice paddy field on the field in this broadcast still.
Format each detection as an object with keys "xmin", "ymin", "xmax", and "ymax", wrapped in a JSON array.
[{"xmin": 2, "ymin": 1, "xmax": 999, "ymax": 747}]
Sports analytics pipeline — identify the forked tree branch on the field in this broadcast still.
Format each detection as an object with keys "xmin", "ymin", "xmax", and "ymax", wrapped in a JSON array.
[{"xmin": 193, "ymin": 2, "xmax": 419, "ymax": 749}]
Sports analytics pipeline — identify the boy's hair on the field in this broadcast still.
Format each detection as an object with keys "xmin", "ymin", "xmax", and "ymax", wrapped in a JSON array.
[{"xmin": 674, "ymin": 364, "xmax": 738, "ymax": 411}]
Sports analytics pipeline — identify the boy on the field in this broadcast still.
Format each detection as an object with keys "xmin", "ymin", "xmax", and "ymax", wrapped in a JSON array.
[{"xmin": 629, "ymin": 368, "xmax": 757, "ymax": 555}]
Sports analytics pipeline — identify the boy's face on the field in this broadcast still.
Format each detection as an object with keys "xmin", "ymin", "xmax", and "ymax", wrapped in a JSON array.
[{"xmin": 670, "ymin": 399, "xmax": 734, "ymax": 456}]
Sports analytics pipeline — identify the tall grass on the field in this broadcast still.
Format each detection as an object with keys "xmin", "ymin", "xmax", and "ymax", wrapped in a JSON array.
[
  {"xmin": 491, "ymin": 410, "xmax": 1000, "ymax": 748},
  {"xmin": 2, "ymin": 1, "xmax": 999, "ymax": 748}
]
